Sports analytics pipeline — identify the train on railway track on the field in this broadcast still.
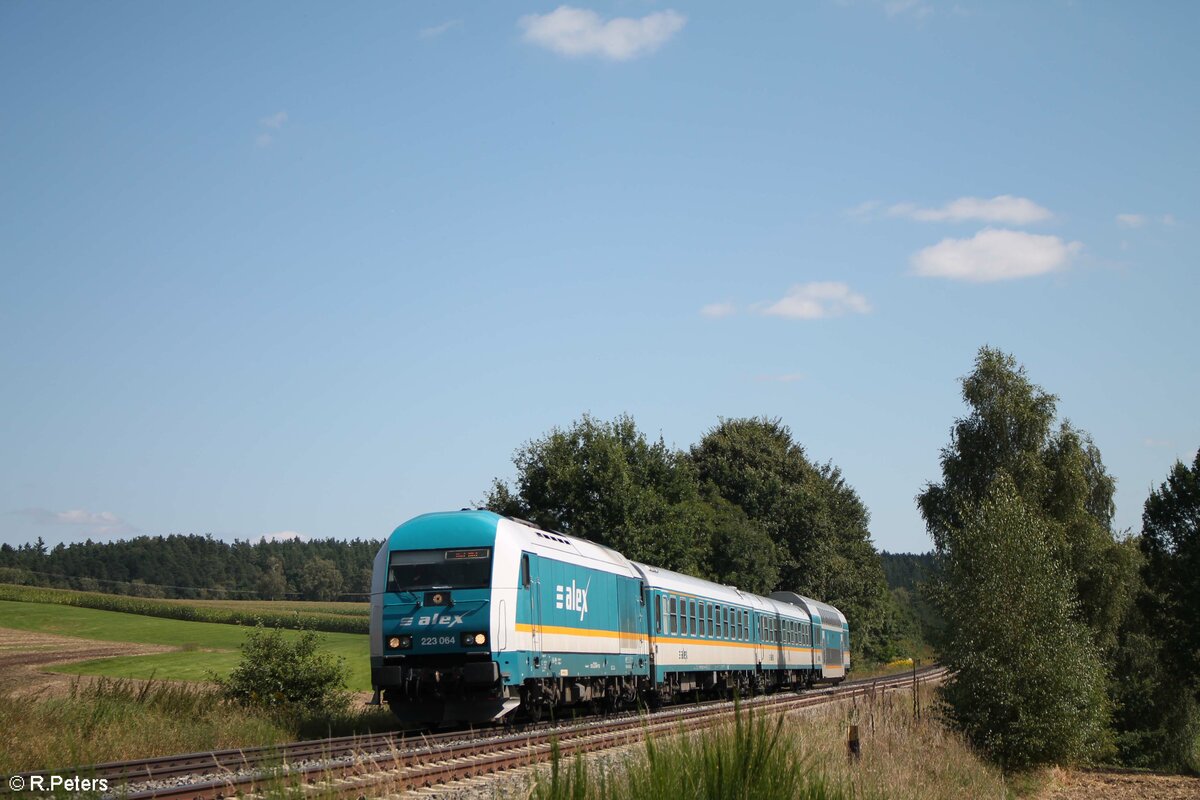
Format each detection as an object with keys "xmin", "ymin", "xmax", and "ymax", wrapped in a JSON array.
[{"xmin": 369, "ymin": 510, "xmax": 849, "ymax": 726}]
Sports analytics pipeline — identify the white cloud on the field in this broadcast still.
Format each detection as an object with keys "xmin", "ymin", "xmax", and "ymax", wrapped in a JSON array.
[
  {"xmin": 261, "ymin": 530, "xmax": 311, "ymax": 542},
  {"xmin": 911, "ymin": 228, "xmax": 1082, "ymax": 282},
  {"xmin": 760, "ymin": 282, "xmax": 872, "ymax": 319},
  {"xmin": 1143, "ymin": 438, "xmax": 1173, "ymax": 448},
  {"xmin": 889, "ymin": 195, "xmax": 1052, "ymax": 225},
  {"xmin": 754, "ymin": 373, "xmax": 805, "ymax": 383},
  {"xmin": 884, "ymin": 0, "xmax": 932, "ymax": 18},
  {"xmin": 420, "ymin": 19, "xmax": 461, "ymax": 38},
  {"xmin": 1162, "ymin": 213, "xmax": 1177, "ymax": 226},
  {"xmin": 14, "ymin": 507, "xmax": 137, "ymax": 537},
  {"xmin": 846, "ymin": 200, "xmax": 880, "ymax": 219},
  {"xmin": 1116, "ymin": 213, "xmax": 1146, "ymax": 228},
  {"xmin": 518, "ymin": 6, "xmax": 686, "ymax": 61},
  {"xmin": 700, "ymin": 302, "xmax": 736, "ymax": 318},
  {"xmin": 256, "ymin": 111, "xmax": 287, "ymax": 147}
]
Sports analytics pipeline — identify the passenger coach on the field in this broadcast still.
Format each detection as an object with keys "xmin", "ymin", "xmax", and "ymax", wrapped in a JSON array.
[{"xmin": 370, "ymin": 511, "xmax": 849, "ymax": 726}]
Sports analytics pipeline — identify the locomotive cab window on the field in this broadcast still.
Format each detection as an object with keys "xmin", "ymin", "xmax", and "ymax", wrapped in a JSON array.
[{"xmin": 388, "ymin": 548, "xmax": 492, "ymax": 592}]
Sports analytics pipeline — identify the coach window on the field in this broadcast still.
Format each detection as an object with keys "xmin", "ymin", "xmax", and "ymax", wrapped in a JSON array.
[
  {"xmin": 690, "ymin": 600, "xmax": 697, "ymax": 636},
  {"xmin": 669, "ymin": 597, "xmax": 678, "ymax": 634},
  {"xmin": 655, "ymin": 595, "xmax": 662, "ymax": 633}
]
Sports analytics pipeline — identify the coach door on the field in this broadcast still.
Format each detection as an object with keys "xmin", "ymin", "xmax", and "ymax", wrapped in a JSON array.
[{"xmin": 617, "ymin": 579, "xmax": 645, "ymax": 655}]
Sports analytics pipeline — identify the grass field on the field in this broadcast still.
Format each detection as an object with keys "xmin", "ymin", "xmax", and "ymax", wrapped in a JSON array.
[{"xmin": 0, "ymin": 600, "xmax": 371, "ymax": 691}]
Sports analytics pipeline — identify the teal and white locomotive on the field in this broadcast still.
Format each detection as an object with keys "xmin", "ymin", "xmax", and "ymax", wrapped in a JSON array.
[{"xmin": 369, "ymin": 511, "xmax": 849, "ymax": 725}]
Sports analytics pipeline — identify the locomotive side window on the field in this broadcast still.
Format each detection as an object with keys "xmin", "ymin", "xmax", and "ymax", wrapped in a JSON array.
[{"xmin": 520, "ymin": 554, "xmax": 531, "ymax": 588}]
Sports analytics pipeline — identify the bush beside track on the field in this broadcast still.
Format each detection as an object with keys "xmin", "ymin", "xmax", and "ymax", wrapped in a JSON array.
[{"xmin": 0, "ymin": 584, "xmax": 368, "ymax": 634}]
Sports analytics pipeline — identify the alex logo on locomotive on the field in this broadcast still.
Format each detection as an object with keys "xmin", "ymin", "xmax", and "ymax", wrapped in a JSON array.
[
  {"xmin": 398, "ymin": 613, "xmax": 467, "ymax": 627},
  {"xmin": 554, "ymin": 578, "xmax": 590, "ymax": 621}
]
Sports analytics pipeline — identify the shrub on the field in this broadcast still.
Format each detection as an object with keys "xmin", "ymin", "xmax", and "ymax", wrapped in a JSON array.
[{"xmin": 217, "ymin": 626, "xmax": 351, "ymax": 717}]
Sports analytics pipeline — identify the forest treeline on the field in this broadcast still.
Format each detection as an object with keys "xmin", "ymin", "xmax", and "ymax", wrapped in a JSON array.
[{"xmin": 0, "ymin": 535, "xmax": 379, "ymax": 601}]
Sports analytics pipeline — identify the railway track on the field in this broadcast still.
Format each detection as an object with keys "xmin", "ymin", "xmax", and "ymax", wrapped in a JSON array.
[{"xmin": 22, "ymin": 666, "xmax": 945, "ymax": 799}]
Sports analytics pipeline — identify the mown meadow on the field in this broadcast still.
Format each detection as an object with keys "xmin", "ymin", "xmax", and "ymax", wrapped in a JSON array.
[{"xmin": 0, "ymin": 594, "xmax": 371, "ymax": 690}]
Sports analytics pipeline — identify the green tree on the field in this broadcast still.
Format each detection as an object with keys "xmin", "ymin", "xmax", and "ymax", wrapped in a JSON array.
[
  {"xmin": 256, "ymin": 557, "xmax": 289, "ymax": 600},
  {"xmin": 299, "ymin": 557, "xmax": 344, "ymax": 602},
  {"xmin": 917, "ymin": 346, "xmax": 1145, "ymax": 768},
  {"xmin": 917, "ymin": 347, "xmax": 1136, "ymax": 654},
  {"xmin": 1130, "ymin": 448, "xmax": 1200, "ymax": 770},
  {"xmin": 937, "ymin": 476, "xmax": 1111, "ymax": 768},
  {"xmin": 484, "ymin": 413, "xmax": 711, "ymax": 574},
  {"xmin": 700, "ymin": 495, "xmax": 780, "ymax": 595},
  {"xmin": 689, "ymin": 417, "xmax": 899, "ymax": 661}
]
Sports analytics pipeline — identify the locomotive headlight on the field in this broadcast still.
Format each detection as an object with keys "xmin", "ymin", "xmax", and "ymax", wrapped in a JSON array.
[
  {"xmin": 388, "ymin": 635, "xmax": 412, "ymax": 650},
  {"xmin": 461, "ymin": 631, "xmax": 487, "ymax": 647},
  {"xmin": 475, "ymin": 633, "xmax": 487, "ymax": 646},
  {"xmin": 388, "ymin": 636, "xmax": 401, "ymax": 649}
]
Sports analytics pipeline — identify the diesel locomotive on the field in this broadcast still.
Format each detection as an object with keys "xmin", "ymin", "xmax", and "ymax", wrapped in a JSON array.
[{"xmin": 369, "ymin": 510, "xmax": 849, "ymax": 725}]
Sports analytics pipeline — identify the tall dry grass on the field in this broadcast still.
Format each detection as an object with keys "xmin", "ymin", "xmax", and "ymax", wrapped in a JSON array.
[
  {"xmin": 0, "ymin": 676, "xmax": 397, "ymax": 774},
  {"xmin": 530, "ymin": 684, "xmax": 1014, "ymax": 800}
]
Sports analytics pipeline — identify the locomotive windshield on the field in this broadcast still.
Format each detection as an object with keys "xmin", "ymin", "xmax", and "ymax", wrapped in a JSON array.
[{"xmin": 387, "ymin": 548, "xmax": 492, "ymax": 592}]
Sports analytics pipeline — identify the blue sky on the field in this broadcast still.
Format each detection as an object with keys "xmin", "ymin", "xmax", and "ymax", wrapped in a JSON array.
[{"xmin": 1, "ymin": 1, "xmax": 1196, "ymax": 553}]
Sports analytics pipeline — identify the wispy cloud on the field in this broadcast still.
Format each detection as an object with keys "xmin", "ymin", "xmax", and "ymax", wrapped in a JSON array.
[
  {"xmin": 884, "ymin": 0, "xmax": 932, "ymax": 18},
  {"xmin": 519, "ymin": 6, "xmax": 686, "ymax": 61},
  {"xmin": 700, "ymin": 302, "xmax": 736, "ymax": 318},
  {"xmin": 846, "ymin": 200, "xmax": 880, "ymax": 219},
  {"xmin": 754, "ymin": 373, "xmax": 805, "ymax": 383},
  {"xmin": 261, "ymin": 530, "xmax": 311, "ymax": 542},
  {"xmin": 256, "ymin": 111, "xmax": 288, "ymax": 148},
  {"xmin": 760, "ymin": 282, "xmax": 872, "ymax": 320},
  {"xmin": 420, "ymin": 19, "xmax": 461, "ymax": 39},
  {"xmin": 888, "ymin": 195, "xmax": 1053, "ymax": 225},
  {"xmin": 13, "ymin": 507, "xmax": 138, "ymax": 538},
  {"xmin": 1118, "ymin": 212, "xmax": 1179, "ymax": 228},
  {"xmin": 911, "ymin": 228, "xmax": 1082, "ymax": 282}
]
